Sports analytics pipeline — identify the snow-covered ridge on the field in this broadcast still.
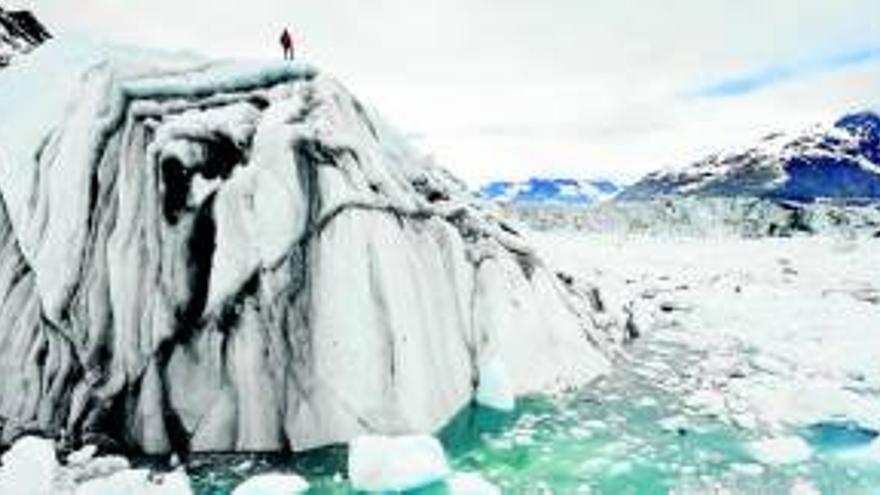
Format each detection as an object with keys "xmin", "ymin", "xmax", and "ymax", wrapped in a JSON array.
[
  {"xmin": 0, "ymin": 39, "xmax": 623, "ymax": 454},
  {"xmin": 481, "ymin": 177, "xmax": 621, "ymax": 205},
  {"xmin": 621, "ymin": 112, "xmax": 880, "ymax": 202},
  {"xmin": 0, "ymin": 4, "xmax": 50, "ymax": 66}
]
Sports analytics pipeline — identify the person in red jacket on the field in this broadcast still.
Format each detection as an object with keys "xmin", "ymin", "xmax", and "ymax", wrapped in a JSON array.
[{"xmin": 280, "ymin": 28, "xmax": 294, "ymax": 60}]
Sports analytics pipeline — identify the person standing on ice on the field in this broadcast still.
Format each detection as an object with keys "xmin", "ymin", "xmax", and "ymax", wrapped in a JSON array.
[{"xmin": 280, "ymin": 28, "xmax": 294, "ymax": 60}]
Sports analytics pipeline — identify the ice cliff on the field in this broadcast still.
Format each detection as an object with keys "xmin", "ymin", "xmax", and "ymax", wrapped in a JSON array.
[
  {"xmin": 505, "ymin": 197, "xmax": 880, "ymax": 238},
  {"xmin": 0, "ymin": 40, "xmax": 620, "ymax": 455}
]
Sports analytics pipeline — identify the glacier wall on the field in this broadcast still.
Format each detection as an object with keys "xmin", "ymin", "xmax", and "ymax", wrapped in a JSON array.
[
  {"xmin": 505, "ymin": 197, "xmax": 880, "ymax": 238},
  {"xmin": 0, "ymin": 43, "xmax": 619, "ymax": 454}
]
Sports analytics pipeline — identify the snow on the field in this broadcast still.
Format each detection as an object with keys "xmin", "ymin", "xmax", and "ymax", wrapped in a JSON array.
[
  {"xmin": 475, "ymin": 356, "xmax": 516, "ymax": 411},
  {"xmin": 348, "ymin": 434, "xmax": 451, "ymax": 492},
  {"xmin": 231, "ymin": 473, "xmax": 309, "ymax": 495}
]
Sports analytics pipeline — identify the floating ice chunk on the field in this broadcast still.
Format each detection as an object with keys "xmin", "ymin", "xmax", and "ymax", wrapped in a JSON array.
[
  {"xmin": 348, "ymin": 434, "xmax": 450, "ymax": 492},
  {"xmin": 748, "ymin": 436, "xmax": 812, "ymax": 465},
  {"xmin": 231, "ymin": 473, "xmax": 309, "ymax": 495},
  {"xmin": 789, "ymin": 479, "xmax": 821, "ymax": 495},
  {"xmin": 685, "ymin": 388, "xmax": 726, "ymax": 416},
  {"xmin": 0, "ymin": 436, "xmax": 57, "ymax": 495},
  {"xmin": 446, "ymin": 472, "xmax": 501, "ymax": 495},
  {"xmin": 729, "ymin": 462, "xmax": 765, "ymax": 476},
  {"xmin": 475, "ymin": 356, "xmax": 515, "ymax": 411}
]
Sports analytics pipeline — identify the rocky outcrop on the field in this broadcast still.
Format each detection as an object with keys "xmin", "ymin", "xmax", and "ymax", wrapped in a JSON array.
[
  {"xmin": 0, "ymin": 42, "xmax": 621, "ymax": 455},
  {"xmin": 0, "ymin": 5, "xmax": 50, "ymax": 66}
]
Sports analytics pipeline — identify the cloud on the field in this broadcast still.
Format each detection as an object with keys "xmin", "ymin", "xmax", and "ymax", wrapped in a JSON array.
[
  {"xmin": 11, "ymin": 0, "xmax": 880, "ymax": 184},
  {"xmin": 694, "ymin": 45, "xmax": 880, "ymax": 97}
]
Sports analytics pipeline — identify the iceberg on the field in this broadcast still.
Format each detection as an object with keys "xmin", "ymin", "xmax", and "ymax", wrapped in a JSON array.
[{"xmin": 0, "ymin": 38, "xmax": 619, "ymax": 454}]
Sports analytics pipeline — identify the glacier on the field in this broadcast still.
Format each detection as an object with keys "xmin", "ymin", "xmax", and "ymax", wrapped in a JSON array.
[{"xmin": 0, "ymin": 38, "xmax": 621, "ymax": 456}]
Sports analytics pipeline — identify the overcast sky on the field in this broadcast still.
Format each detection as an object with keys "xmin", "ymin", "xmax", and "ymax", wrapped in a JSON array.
[{"xmin": 9, "ymin": 0, "xmax": 880, "ymax": 184}]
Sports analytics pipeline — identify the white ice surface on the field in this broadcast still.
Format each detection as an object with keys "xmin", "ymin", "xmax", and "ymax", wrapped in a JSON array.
[{"xmin": 532, "ymin": 233, "xmax": 880, "ymax": 433}]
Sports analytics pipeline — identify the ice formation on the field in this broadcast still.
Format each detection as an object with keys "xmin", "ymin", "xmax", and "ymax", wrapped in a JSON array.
[
  {"xmin": 0, "ymin": 436, "xmax": 58, "ymax": 495},
  {"xmin": 231, "ymin": 473, "xmax": 309, "ymax": 495},
  {"xmin": 474, "ymin": 356, "xmax": 515, "ymax": 411},
  {"xmin": 0, "ymin": 40, "xmax": 619, "ymax": 454},
  {"xmin": 348, "ymin": 434, "xmax": 450, "ymax": 492}
]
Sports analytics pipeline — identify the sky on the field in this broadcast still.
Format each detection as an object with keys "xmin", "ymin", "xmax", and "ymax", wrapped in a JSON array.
[{"xmin": 8, "ymin": 0, "xmax": 880, "ymax": 185}]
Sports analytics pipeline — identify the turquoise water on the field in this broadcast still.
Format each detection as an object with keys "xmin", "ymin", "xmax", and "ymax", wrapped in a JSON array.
[{"xmin": 183, "ymin": 338, "xmax": 880, "ymax": 494}]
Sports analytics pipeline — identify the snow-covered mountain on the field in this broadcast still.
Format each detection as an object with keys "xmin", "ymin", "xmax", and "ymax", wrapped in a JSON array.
[
  {"xmin": 481, "ymin": 177, "xmax": 621, "ymax": 204},
  {"xmin": 0, "ymin": 5, "xmax": 50, "ymax": 66},
  {"xmin": 621, "ymin": 111, "xmax": 880, "ymax": 202},
  {"xmin": 0, "ymin": 39, "xmax": 622, "ymax": 454}
]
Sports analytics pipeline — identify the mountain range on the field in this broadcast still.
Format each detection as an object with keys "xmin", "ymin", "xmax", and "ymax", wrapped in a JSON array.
[
  {"xmin": 620, "ymin": 111, "xmax": 880, "ymax": 202},
  {"xmin": 483, "ymin": 111, "xmax": 880, "ymax": 205}
]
